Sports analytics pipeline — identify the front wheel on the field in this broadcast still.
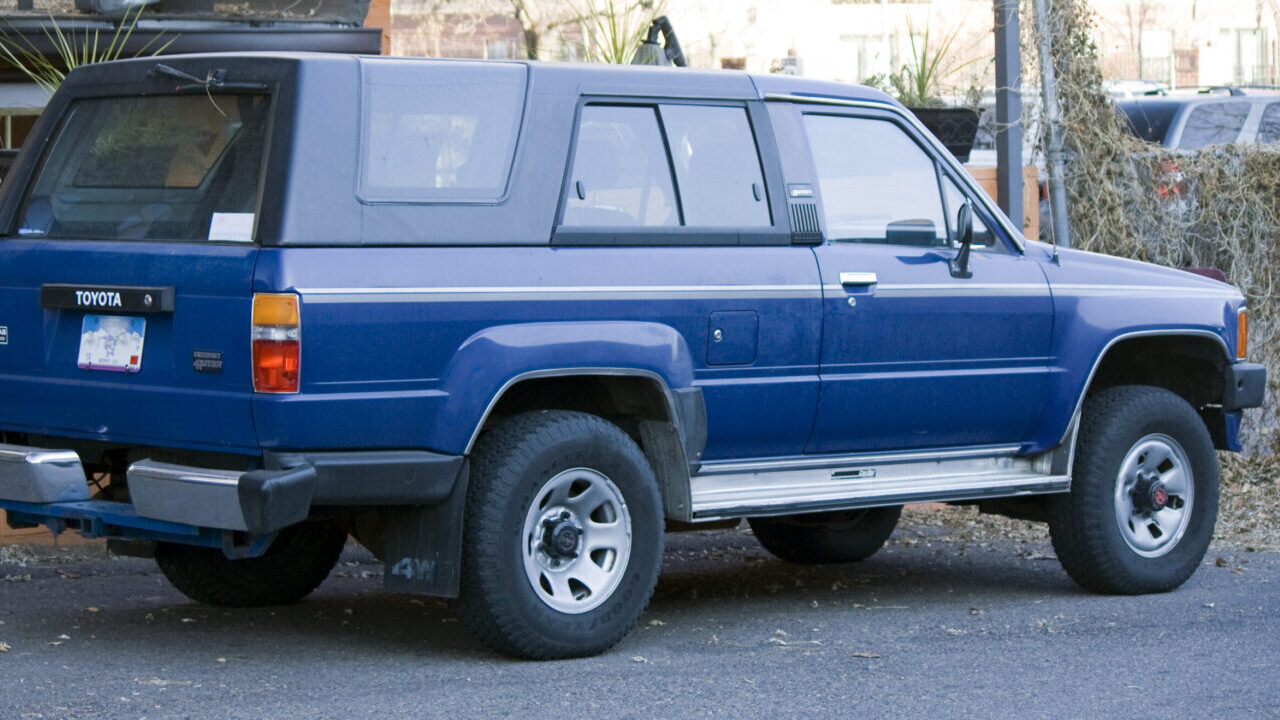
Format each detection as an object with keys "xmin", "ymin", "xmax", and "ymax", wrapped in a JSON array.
[
  {"xmin": 1049, "ymin": 386, "xmax": 1218, "ymax": 594},
  {"xmin": 457, "ymin": 411, "xmax": 663, "ymax": 660}
]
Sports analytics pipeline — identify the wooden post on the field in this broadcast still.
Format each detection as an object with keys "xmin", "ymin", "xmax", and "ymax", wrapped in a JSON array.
[{"xmin": 365, "ymin": 0, "xmax": 392, "ymax": 55}]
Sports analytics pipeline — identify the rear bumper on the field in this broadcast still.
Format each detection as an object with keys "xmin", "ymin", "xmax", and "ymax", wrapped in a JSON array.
[
  {"xmin": 0, "ymin": 443, "xmax": 91, "ymax": 503},
  {"xmin": 0, "ymin": 443, "xmax": 465, "ymax": 537}
]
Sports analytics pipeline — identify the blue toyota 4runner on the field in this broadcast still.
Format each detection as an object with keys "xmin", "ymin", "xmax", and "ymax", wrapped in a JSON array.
[{"xmin": 0, "ymin": 53, "xmax": 1265, "ymax": 659}]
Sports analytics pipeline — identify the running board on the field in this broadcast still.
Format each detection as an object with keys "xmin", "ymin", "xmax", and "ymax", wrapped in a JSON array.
[{"xmin": 689, "ymin": 446, "xmax": 1070, "ymax": 520}]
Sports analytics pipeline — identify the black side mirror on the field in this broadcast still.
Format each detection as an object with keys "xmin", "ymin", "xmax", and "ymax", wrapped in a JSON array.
[{"xmin": 949, "ymin": 202, "xmax": 974, "ymax": 279}]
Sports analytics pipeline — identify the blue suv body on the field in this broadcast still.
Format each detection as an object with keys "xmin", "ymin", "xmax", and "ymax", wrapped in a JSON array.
[{"xmin": 0, "ymin": 53, "xmax": 1264, "ymax": 658}]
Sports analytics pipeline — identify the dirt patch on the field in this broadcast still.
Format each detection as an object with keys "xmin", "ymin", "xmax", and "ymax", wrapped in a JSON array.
[{"xmin": 895, "ymin": 457, "xmax": 1279, "ymax": 552}]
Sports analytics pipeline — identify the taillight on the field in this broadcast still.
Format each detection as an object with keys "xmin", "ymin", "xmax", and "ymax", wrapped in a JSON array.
[
  {"xmin": 252, "ymin": 293, "xmax": 300, "ymax": 393},
  {"xmin": 1237, "ymin": 308, "xmax": 1248, "ymax": 360},
  {"xmin": 1156, "ymin": 160, "xmax": 1187, "ymax": 201}
]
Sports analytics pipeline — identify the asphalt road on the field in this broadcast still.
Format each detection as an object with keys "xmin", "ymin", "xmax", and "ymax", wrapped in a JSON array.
[{"xmin": 1, "ymin": 516, "xmax": 1277, "ymax": 720}]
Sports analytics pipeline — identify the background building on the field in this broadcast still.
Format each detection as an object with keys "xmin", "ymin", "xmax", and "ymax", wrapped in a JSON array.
[{"xmin": 391, "ymin": 0, "xmax": 1280, "ymax": 93}]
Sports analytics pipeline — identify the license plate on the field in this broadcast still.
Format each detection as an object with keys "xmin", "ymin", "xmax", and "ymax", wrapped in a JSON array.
[{"xmin": 77, "ymin": 315, "xmax": 146, "ymax": 373}]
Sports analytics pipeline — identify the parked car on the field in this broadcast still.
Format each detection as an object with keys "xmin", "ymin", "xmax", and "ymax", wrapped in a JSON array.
[
  {"xmin": 0, "ymin": 53, "xmax": 1264, "ymax": 659},
  {"xmin": 1118, "ymin": 90, "xmax": 1280, "ymax": 149}
]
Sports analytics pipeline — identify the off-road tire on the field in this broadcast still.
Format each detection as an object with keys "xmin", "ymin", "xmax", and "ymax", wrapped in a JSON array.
[
  {"xmin": 749, "ymin": 506, "xmax": 902, "ymax": 564},
  {"xmin": 1049, "ymin": 385, "xmax": 1218, "ymax": 594},
  {"xmin": 155, "ymin": 520, "xmax": 347, "ymax": 607},
  {"xmin": 457, "ymin": 410, "xmax": 664, "ymax": 660}
]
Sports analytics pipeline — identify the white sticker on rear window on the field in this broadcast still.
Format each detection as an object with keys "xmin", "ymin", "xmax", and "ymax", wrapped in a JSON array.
[{"xmin": 209, "ymin": 213, "xmax": 255, "ymax": 242}]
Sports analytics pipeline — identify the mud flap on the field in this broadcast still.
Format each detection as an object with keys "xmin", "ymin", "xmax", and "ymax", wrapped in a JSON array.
[{"xmin": 382, "ymin": 460, "xmax": 469, "ymax": 598}]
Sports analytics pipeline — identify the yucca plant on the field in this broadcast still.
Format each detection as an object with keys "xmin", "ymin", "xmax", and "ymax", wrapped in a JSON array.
[
  {"xmin": 0, "ymin": 5, "xmax": 173, "ymax": 95},
  {"xmin": 893, "ymin": 19, "xmax": 980, "ymax": 107},
  {"xmin": 572, "ymin": 0, "xmax": 666, "ymax": 65}
]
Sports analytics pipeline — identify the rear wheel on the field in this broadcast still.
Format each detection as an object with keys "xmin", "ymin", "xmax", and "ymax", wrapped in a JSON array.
[
  {"xmin": 1049, "ymin": 385, "xmax": 1218, "ymax": 594},
  {"xmin": 457, "ymin": 410, "xmax": 663, "ymax": 660},
  {"xmin": 749, "ymin": 506, "xmax": 901, "ymax": 564},
  {"xmin": 155, "ymin": 520, "xmax": 347, "ymax": 607}
]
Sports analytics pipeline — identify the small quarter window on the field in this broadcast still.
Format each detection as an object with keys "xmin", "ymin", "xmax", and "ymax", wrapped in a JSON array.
[
  {"xmin": 360, "ymin": 60, "xmax": 526, "ymax": 201},
  {"xmin": 563, "ymin": 105, "xmax": 678, "ymax": 227},
  {"xmin": 941, "ymin": 175, "xmax": 996, "ymax": 249},
  {"xmin": 803, "ymin": 114, "xmax": 946, "ymax": 247}
]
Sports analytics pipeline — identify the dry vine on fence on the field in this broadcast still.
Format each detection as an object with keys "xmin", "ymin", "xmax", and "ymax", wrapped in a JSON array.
[{"xmin": 1029, "ymin": 0, "xmax": 1280, "ymax": 455}]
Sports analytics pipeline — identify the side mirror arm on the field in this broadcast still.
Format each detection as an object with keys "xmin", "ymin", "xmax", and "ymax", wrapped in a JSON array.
[{"xmin": 949, "ymin": 202, "xmax": 974, "ymax": 279}]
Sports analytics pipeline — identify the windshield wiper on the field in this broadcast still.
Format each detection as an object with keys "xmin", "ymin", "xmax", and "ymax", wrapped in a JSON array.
[{"xmin": 150, "ymin": 63, "xmax": 267, "ymax": 92}]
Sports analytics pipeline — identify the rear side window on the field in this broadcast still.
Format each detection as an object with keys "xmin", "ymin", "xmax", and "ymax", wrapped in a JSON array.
[
  {"xmin": 562, "ymin": 103, "xmax": 770, "ymax": 229},
  {"xmin": 563, "ymin": 105, "xmax": 678, "ymax": 227},
  {"xmin": 659, "ymin": 105, "xmax": 770, "ymax": 227},
  {"xmin": 360, "ymin": 61, "xmax": 526, "ymax": 202},
  {"xmin": 1178, "ymin": 102, "xmax": 1250, "ymax": 149},
  {"xmin": 17, "ymin": 94, "xmax": 269, "ymax": 242}
]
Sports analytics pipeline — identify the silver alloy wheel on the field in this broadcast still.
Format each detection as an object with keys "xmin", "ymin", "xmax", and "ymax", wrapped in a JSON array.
[
  {"xmin": 1113, "ymin": 433, "xmax": 1194, "ymax": 558},
  {"xmin": 522, "ymin": 467, "xmax": 632, "ymax": 614}
]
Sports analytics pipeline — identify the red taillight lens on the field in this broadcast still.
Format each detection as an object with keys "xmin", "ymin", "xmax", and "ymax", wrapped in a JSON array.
[
  {"xmin": 252, "ymin": 294, "xmax": 300, "ymax": 393},
  {"xmin": 253, "ymin": 338, "xmax": 299, "ymax": 393}
]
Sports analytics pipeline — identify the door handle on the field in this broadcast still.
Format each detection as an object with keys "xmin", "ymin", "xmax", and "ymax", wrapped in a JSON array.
[{"xmin": 839, "ymin": 272, "xmax": 878, "ymax": 287}]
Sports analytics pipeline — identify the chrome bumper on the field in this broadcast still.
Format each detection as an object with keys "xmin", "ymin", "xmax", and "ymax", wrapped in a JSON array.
[
  {"xmin": 128, "ymin": 461, "xmax": 254, "ymax": 532},
  {"xmin": 0, "ymin": 443, "xmax": 315, "ymax": 534},
  {"xmin": 0, "ymin": 443, "xmax": 91, "ymax": 503}
]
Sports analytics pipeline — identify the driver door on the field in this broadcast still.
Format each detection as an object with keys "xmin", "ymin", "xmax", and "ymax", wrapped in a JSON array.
[{"xmin": 795, "ymin": 109, "xmax": 1055, "ymax": 454}]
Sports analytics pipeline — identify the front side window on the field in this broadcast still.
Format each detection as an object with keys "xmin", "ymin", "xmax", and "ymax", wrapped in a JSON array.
[
  {"xmin": 803, "ymin": 114, "xmax": 946, "ymax": 247},
  {"xmin": 17, "ymin": 94, "xmax": 270, "ymax": 242},
  {"xmin": 360, "ymin": 60, "xmax": 526, "ymax": 201},
  {"xmin": 562, "ymin": 105, "xmax": 678, "ymax": 227},
  {"xmin": 1178, "ymin": 102, "xmax": 1250, "ymax": 149}
]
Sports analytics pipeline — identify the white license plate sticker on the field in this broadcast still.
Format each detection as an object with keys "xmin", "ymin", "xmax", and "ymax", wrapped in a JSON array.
[{"xmin": 78, "ymin": 315, "xmax": 146, "ymax": 373}]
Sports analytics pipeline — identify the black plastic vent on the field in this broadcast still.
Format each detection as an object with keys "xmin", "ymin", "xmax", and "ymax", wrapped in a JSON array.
[{"xmin": 789, "ymin": 200, "xmax": 822, "ymax": 244}]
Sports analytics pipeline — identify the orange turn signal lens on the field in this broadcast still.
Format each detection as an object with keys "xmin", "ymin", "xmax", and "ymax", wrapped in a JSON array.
[
  {"xmin": 252, "ymin": 293, "xmax": 300, "ymax": 327},
  {"xmin": 252, "ymin": 293, "xmax": 300, "ymax": 394},
  {"xmin": 1237, "ymin": 309, "xmax": 1248, "ymax": 360}
]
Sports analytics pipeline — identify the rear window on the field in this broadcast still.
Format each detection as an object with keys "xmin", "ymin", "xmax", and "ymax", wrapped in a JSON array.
[
  {"xmin": 359, "ymin": 60, "xmax": 527, "ymax": 202},
  {"xmin": 1119, "ymin": 102, "xmax": 1178, "ymax": 144},
  {"xmin": 17, "ymin": 94, "xmax": 270, "ymax": 242}
]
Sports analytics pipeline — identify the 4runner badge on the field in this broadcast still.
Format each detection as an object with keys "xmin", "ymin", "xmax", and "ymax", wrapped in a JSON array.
[{"xmin": 0, "ymin": 326, "xmax": 7, "ymax": 345}]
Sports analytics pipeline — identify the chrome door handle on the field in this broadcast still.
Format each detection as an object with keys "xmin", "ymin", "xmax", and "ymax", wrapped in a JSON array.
[{"xmin": 839, "ymin": 272, "xmax": 878, "ymax": 287}]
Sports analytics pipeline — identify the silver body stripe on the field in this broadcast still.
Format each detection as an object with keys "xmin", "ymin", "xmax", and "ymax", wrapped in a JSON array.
[
  {"xmin": 297, "ymin": 285, "xmax": 824, "ymax": 303},
  {"xmin": 298, "ymin": 284, "xmax": 1229, "ymax": 303},
  {"xmin": 1050, "ymin": 284, "xmax": 1234, "ymax": 297},
  {"xmin": 820, "ymin": 283, "xmax": 1232, "ymax": 298}
]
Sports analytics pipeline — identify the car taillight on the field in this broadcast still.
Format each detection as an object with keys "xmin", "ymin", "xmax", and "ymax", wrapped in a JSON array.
[
  {"xmin": 1238, "ymin": 308, "xmax": 1248, "ymax": 360},
  {"xmin": 1156, "ymin": 160, "xmax": 1187, "ymax": 201},
  {"xmin": 252, "ymin": 293, "xmax": 300, "ymax": 393}
]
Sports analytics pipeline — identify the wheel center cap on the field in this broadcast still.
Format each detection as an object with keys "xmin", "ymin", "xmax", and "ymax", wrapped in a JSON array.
[
  {"xmin": 1132, "ymin": 476, "xmax": 1169, "ymax": 512},
  {"xmin": 541, "ymin": 515, "xmax": 581, "ymax": 559},
  {"xmin": 1150, "ymin": 483, "xmax": 1169, "ymax": 510}
]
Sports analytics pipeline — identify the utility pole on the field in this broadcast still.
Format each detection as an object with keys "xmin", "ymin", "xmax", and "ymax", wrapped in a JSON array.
[
  {"xmin": 1034, "ymin": 0, "xmax": 1072, "ymax": 248},
  {"xmin": 993, "ymin": 0, "xmax": 1024, "ymax": 232}
]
